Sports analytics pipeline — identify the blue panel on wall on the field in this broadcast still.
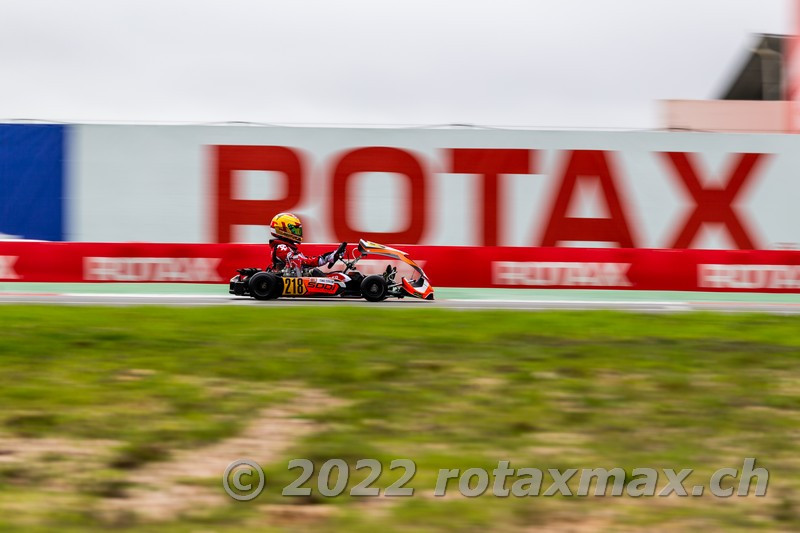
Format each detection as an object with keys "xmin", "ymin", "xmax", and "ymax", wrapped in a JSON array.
[{"xmin": 0, "ymin": 124, "xmax": 65, "ymax": 241}]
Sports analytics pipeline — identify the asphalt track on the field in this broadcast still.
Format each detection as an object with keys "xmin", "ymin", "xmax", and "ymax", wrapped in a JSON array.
[{"xmin": 1, "ymin": 284, "xmax": 800, "ymax": 313}]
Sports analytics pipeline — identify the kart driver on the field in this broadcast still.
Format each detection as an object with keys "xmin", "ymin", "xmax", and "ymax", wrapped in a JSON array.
[{"xmin": 268, "ymin": 212, "xmax": 337, "ymax": 274}]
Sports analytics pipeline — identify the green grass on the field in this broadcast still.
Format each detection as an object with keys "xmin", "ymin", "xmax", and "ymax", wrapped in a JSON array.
[{"xmin": 0, "ymin": 306, "xmax": 799, "ymax": 531}]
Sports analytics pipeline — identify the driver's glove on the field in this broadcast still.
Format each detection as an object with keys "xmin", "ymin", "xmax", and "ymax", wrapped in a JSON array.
[{"xmin": 319, "ymin": 250, "xmax": 337, "ymax": 266}]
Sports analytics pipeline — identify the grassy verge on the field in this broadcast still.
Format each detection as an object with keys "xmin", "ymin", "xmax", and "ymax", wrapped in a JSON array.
[{"xmin": 0, "ymin": 306, "xmax": 799, "ymax": 531}]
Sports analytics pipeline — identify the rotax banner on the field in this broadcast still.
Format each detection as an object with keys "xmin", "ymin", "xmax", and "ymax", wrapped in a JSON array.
[
  {"xmin": 66, "ymin": 125, "xmax": 800, "ymax": 249},
  {"xmin": 3, "ymin": 123, "xmax": 800, "ymax": 290},
  {"xmin": 1, "ymin": 242, "xmax": 799, "ymax": 292}
]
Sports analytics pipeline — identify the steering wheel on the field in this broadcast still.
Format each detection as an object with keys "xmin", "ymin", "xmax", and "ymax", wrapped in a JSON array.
[{"xmin": 327, "ymin": 241, "xmax": 348, "ymax": 268}]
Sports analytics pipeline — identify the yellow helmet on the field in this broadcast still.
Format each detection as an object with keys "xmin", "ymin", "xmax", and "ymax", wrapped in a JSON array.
[{"xmin": 270, "ymin": 212, "xmax": 303, "ymax": 243}]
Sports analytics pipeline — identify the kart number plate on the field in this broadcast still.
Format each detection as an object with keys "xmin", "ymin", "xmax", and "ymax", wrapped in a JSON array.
[{"xmin": 282, "ymin": 277, "xmax": 307, "ymax": 296}]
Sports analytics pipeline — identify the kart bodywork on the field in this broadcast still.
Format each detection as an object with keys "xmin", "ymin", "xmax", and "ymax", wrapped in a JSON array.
[{"xmin": 229, "ymin": 239, "xmax": 434, "ymax": 302}]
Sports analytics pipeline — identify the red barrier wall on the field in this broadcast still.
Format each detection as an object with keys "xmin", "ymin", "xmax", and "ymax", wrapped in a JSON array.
[{"xmin": 2, "ymin": 242, "xmax": 800, "ymax": 292}]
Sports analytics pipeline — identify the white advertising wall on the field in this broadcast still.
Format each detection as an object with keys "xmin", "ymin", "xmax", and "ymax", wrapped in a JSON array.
[{"xmin": 69, "ymin": 124, "xmax": 800, "ymax": 249}]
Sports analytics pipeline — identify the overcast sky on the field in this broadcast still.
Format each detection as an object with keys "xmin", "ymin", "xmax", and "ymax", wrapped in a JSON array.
[{"xmin": 0, "ymin": 0, "xmax": 792, "ymax": 129}]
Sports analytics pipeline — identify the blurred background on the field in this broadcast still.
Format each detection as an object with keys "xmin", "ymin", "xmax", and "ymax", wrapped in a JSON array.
[
  {"xmin": 1, "ymin": 1, "xmax": 800, "ymax": 532},
  {"xmin": 0, "ymin": 0, "xmax": 792, "ymax": 129}
]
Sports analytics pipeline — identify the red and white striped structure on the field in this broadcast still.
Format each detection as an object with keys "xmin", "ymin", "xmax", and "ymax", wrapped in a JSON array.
[{"xmin": 785, "ymin": 0, "xmax": 800, "ymax": 131}]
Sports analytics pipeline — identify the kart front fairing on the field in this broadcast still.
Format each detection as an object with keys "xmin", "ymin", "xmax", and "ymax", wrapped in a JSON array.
[{"xmin": 355, "ymin": 240, "xmax": 434, "ymax": 300}]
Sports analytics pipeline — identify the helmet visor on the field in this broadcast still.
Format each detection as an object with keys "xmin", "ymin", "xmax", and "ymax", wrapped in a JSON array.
[{"xmin": 287, "ymin": 223, "xmax": 303, "ymax": 239}]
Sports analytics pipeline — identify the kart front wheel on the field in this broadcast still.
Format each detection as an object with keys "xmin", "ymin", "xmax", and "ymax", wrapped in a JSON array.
[
  {"xmin": 249, "ymin": 272, "xmax": 280, "ymax": 300},
  {"xmin": 361, "ymin": 275, "xmax": 389, "ymax": 302}
]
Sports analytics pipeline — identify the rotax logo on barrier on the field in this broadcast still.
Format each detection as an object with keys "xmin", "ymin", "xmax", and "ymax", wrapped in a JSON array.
[
  {"xmin": 212, "ymin": 144, "xmax": 771, "ymax": 249},
  {"xmin": 493, "ymin": 261, "xmax": 632, "ymax": 287},
  {"xmin": 83, "ymin": 257, "xmax": 222, "ymax": 283}
]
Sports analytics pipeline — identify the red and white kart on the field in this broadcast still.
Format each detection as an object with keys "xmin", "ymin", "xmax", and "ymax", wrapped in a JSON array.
[{"xmin": 229, "ymin": 239, "xmax": 434, "ymax": 302}]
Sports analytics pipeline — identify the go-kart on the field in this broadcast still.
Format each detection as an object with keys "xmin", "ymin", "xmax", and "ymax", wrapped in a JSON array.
[{"xmin": 229, "ymin": 239, "xmax": 434, "ymax": 302}]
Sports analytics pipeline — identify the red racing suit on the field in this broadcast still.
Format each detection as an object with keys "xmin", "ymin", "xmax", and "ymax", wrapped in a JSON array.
[{"xmin": 269, "ymin": 239, "xmax": 329, "ymax": 273}]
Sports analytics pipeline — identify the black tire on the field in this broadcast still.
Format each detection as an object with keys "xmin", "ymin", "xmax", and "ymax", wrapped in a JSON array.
[
  {"xmin": 249, "ymin": 272, "xmax": 280, "ymax": 300},
  {"xmin": 361, "ymin": 275, "xmax": 389, "ymax": 302}
]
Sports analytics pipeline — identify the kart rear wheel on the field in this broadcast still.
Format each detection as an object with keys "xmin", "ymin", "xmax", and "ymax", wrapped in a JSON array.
[
  {"xmin": 249, "ymin": 272, "xmax": 280, "ymax": 300},
  {"xmin": 361, "ymin": 275, "xmax": 389, "ymax": 302}
]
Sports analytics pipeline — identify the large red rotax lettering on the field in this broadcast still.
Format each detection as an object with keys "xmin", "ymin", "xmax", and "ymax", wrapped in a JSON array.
[
  {"xmin": 450, "ymin": 149, "xmax": 535, "ymax": 246},
  {"xmin": 212, "ymin": 145, "xmax": 770, "ymax": 250},
  {"xmin": 539, "ymin": 150, "xmax": 636, "ymax": 248},
  {"xmin": 214, "ymin": 145, "xmax": 303, "ymax": 242},
  {"xmin": 662, "ymin": 152, "xmax": 767, "ymax": 249},
  {"xmin": 330, "ymin": 147, "xmax": 427, "ymax": 244}
]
